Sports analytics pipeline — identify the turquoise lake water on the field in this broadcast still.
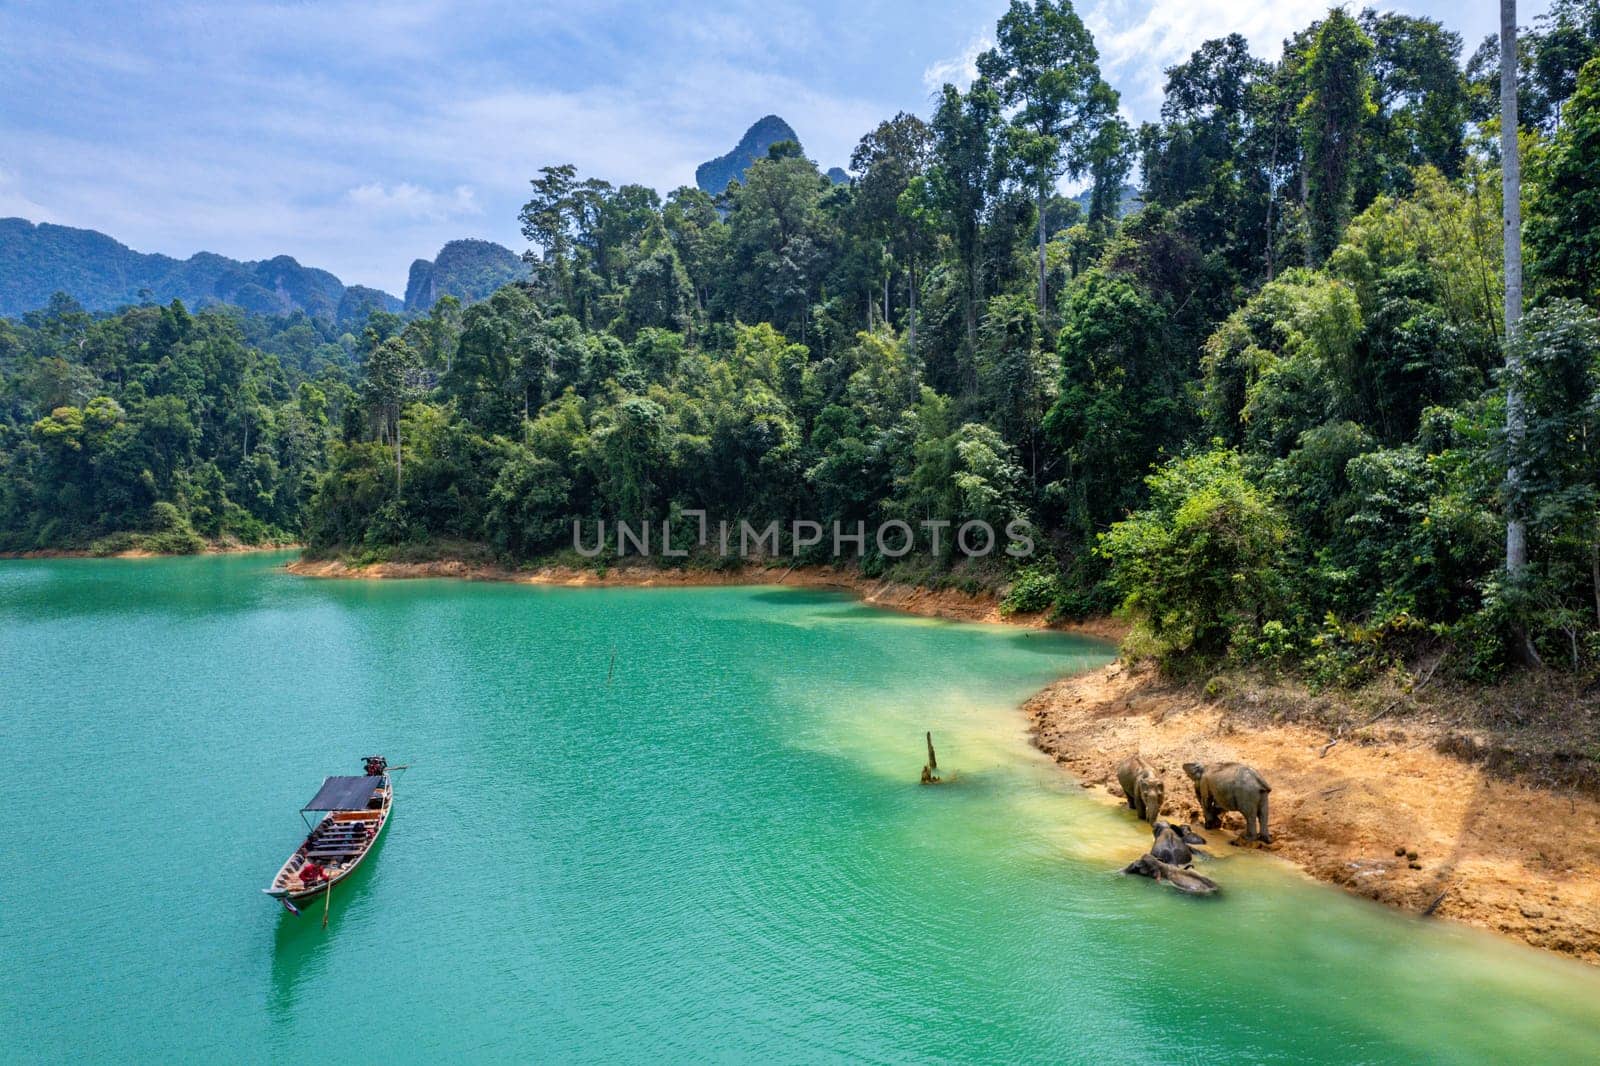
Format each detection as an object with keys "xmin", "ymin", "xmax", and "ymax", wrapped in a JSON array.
[{"xmin": 2, "ymin": 552, "xmax": 1599, "ymax": 1063}]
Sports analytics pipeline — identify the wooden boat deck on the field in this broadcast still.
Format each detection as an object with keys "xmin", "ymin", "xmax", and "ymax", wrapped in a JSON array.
[{"xmin": 264, "ymin": 779, "xmax": 391, "ymax": 902}]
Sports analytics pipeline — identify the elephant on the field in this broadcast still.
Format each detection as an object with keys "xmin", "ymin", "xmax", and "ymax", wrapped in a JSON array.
[
  {"xmin": 1149, "ymin": 820, "xmax": 1207, "ymax": 866},
  {"xmin": 1182, "ymin": 761, "xmax": 1272, "ymax": 843},
  {"xmin": 1122, "ymin": 853, "xmax": 1220, "ymax": 896},
  {"xmin": 1115, "ymin": 754, "xmax": 1166, "ymax": 823}
]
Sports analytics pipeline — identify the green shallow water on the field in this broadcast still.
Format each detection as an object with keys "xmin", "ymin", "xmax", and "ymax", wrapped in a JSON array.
[{"xmin": 2, "ymin": 553, "xmax": 1599, "ymax": 1064}]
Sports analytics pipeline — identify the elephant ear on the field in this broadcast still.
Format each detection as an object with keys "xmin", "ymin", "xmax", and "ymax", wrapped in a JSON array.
[{"xmin": 1181, "ymin": 826, "xmax": 1207, "ymax": 845}]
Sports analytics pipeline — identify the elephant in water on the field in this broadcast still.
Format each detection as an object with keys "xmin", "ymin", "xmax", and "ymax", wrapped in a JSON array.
[
  {"xmin": 1122, "ymin": 853, "xmax": 1220, "ymax": 896},
  {"xmin": 1182, "ymin": 761, "xmax": 1272, "ymax": 844},
  {"xmin": 1115, "ymin": 754, "xmax": 1166, "ymax": 823},
  {"xmin": 1150, "ymin": 820, "xmax": 1207, "ymax": 866}
]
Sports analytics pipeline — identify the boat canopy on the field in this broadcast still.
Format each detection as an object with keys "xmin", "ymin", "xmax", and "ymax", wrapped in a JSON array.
[{"xmin": 302, "ymin": 775, "xmax": 379, "ymax": 812}]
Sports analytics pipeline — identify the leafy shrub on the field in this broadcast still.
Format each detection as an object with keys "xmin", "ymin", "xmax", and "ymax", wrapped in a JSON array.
[
  {"xmin": 88, "ymin": 502, "xmax": 205, "ymax": 555},
  {"xmin": 1303, "ymin": 609, "xmax": 1430, "ymax": 690},
  {"xmin": 485, "ymin": 449, "xmax": 573, "ymax": 559},
  {"xmin": 1001, "ymin": 564, "xmax": 1062, "ymax": 615},
  {"xmin": 1251, "ymin": 619, "xmax": 1297, "ymax": 664},
  {"xmin": 362, "ymin": 500, "xmax": 417, "ymax": 548},
  {"xmin": 1099, "ymin": 448, "xmax": 1289, "ymax": 656}
]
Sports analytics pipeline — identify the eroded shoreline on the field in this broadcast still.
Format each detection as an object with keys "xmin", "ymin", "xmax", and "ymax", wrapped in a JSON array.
[
  {"xmin": 0, "ymin": 542, "xmax": 299, "ymax": 560},
  {"xmin": 285, "ymin": 553, "xmax": 1599, "ymax": 964},
  {"xmin": 284, "ymin": 555, "xmax": 1128, "ymax": 639},
  {"xmin": 1028, "ymin": 662, "xmax": 1600, "ymax": 964}
]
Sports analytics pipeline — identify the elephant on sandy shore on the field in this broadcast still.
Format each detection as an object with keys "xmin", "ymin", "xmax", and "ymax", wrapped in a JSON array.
[
  {"xmin": 1115, "ymin": 754, "xmax": 1166, "ymax": 823},
  {"xmin": 1149, "ymin": 820, "xmax": 1207, "ymax": 866},
  {"xmin": 1182, "ymin": 761, "xmax": 1272, "ymax": 843}
]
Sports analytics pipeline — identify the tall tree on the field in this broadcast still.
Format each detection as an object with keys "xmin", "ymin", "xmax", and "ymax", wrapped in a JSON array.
[
  {"xmin": 1357, "ymin": 10, "xmax": 1468, "ymax": 200},
  {"xmin": 850, "ymin": 113, "xmax": 935, "ymax": 348},
  {"xmin": 1466, "ymin": 0, "xmax": 1600, "ymax": 133},
  {"xmin": 1528, "ymin": 56, "xmax": 1600, "ymax": 305},
  {"xmin": 362, "ymin": 336, "xmax": 424, "ymax": 496},
  {"xmin": 927, "ymin": 79, "xmax": 1003, "ymax": 362},
  {"xmin": 978, "ymin": 0, "xmax": 1115, "ymax": 326},
  {"xmin": 1085, "ymin": 113, "xmax": 1134, "ymax": 226},
  {"xmin": 519, "ymin": 165, "xmax": 579, "ymax": 310},
  {"xmin": 1142, "ymin": 34, "xmax": 1269, "ymax": 209},
  {"xmin": 662, "ymin": 186, "xmax": 727, "ymax": 313},
  {"xmin": 1503, "ymin": 0, "xmax": 1539, "ymax": 667},
  {"xmin": 721, "ymin": 148, "xmax": 832, "ymax": 340},
  {"xmin": 1297, "ymin": 10, "xmax": 1377, "ymax": 262}
]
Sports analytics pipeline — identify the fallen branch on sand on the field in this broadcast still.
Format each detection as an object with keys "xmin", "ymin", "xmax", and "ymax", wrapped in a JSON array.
[
  {"xmin": 1320, "ymin": 654, "xmax": 1447, "ymax": 758},
  {"xmin": 1361, "ymin": 655, "xmax": 1445, "ymax": 728}
]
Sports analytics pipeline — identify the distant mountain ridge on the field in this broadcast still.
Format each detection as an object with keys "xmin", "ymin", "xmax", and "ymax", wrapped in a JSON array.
[
  {"xmin": 6, "ymin": 123, "xmax": 863, "ymax": 321},
  {"xmin": 695, "ymin": 116, "xmax": 799, "ymax": 194},
  {"xmin": 1072, "ymin": 183, "xmax": 1143, "ymax": 220},
  {"xmin": 695, "ymin": 115, "xmax": 849, "ymax": 194},
  {"xmin": 0, "ymin": 218, "xmax": 530, "ymax": 322},
  {"xmin": 0, "ymin": 218, "xmax": 398, "ymax": 321},
  {"xmin": 405, "ymin": 239, "xmax": 528, "ymax": 312}
]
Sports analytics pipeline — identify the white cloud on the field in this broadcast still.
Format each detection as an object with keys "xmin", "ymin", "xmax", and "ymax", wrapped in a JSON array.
[
  {"xmin": 1083, "ymin": 0, "xmax": 1332, "ymax": 114},
  {"xmin": 923, "ymin": 33, "xmax": 992, "ymax": 93},
  {"xmin": 20, "ymin": 0, "xmax": 1490, "ymax": 294},
  {"xmin": 344, "ymin": 182, "xmax": 482, "ymax": 221},
  {"xmin": 0, "ymin": 169, "xmax": 57, "ymax": 223}
]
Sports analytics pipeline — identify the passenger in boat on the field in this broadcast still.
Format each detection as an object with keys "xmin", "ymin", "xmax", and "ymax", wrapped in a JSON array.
[{"xmin": 300, "ymin": 861, "xmax": 326, "ymax": 885}]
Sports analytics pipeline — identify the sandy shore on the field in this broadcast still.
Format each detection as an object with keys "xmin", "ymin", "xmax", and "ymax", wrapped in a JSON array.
[
  {"xmin": 1, "ymin": 542, "xmax": 299, "ymax": 560},
  {"xmin": 285, "ymin": 556, "xmax": 1128, "ymax": 639},
  {"xmin": 288, "ymin": 552, "xmax": 1599, "ymax": 963},
  {"xmin": 1027, "ymin": 662, "xmax": 1600, "ymax": 964}
]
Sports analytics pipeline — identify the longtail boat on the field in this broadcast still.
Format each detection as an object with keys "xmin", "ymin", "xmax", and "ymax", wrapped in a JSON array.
[{"xmin": 264, "ymin": 755, "xmax": 393, "ymax": 906}]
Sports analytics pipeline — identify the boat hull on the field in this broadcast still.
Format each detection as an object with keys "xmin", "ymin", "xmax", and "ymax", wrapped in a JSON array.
[{"xmin": 264, "ymin": 775, "xmax": 392, "ymax": 901}]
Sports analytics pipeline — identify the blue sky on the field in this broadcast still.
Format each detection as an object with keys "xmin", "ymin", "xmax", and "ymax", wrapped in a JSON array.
[{"xmin": 0, "ymin": 1, "xmax": 1548, "ymax": 295}]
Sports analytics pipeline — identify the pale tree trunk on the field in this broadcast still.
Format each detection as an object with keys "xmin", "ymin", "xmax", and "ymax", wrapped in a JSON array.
[
  {"xmin": 1590, "ymin": 425, "xmax": 1600, "ymax": 628},
  {"xmin": 394, "ymin": 414, "xmax": 403, "ymax": 498},
  {"xmin": 1502, "ymin": 0, "xmax": 1527, "ymax": 577},
  {"xmin": 1300, "ymin": 170, "xmax": 1313, "ymax": 269},
  {"xmin": 965, "ymin": 255, "xmax": 979, "ymax": 358},
  {"xmin": 1264, "ymin": 123, "xmax": 1280, "ymax": 280},
  {"xmin": 1037, "ymin": 185, "xmax": 1048, "ymax": 326},
  {"xmin": 1502, "ymin": 0, "xmax": 1540, "ymax": 666},
  {"xmin": 1592, "ymin": 519, "xmax": 1599, "ymax": 628},
  {"xmin": 907, "ymin": 262, "xmax": 917, "ymax": 354}
]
